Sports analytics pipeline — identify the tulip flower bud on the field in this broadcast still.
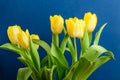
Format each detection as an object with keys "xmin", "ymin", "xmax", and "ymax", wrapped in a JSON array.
[
  {"xmin": 66, "ymin": 17, "xmax": 85, "ymax": 38},
  {"xmin": 17, "ymin": 30, "xmax": 29, "ymax": 49},
  {"xmin": 7, "ymin": 25, "xmax": 21, "ymax": 44},
  {"xmin": 77, "ymin": 20, "xmax": 86, "ymax": 38},
  {"xmin": 30, "ymin": 34, "xmax": 40, "ymax": 49},
  {"xmin": 50, "ymin": 15, "xmax": 64, "ymax": 34},
  {"xmin": 84, "ymin": 12, "xmax": 97, "ymax": 32}
]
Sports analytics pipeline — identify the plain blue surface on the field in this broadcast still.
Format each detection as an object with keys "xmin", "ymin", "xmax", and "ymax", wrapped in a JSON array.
[{"xmin": 0, "ymin": 0, "xmax": 120, "ymax": 80}]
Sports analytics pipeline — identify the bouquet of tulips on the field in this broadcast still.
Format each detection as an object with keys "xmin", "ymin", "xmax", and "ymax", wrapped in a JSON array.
[{"xmin": 0, "ymin": 12, "xmax": 114, "ymax": 80}]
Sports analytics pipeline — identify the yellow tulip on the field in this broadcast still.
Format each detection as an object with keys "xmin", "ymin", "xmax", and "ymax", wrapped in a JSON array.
[
  {"xmin": 84, "ymin": 12, "xmax": 97, "ymax": 32},
  {"xmin": 25, "ymin": 29, "xmax": 30, "ymax": 36},
  {"xmin": 50, "ymin": 15, "xmax": 64, "ymax": 34},
  {"xmin": 66, "ymin": 17, "xmax": 85, "ymax": 38},
  {"xmin": 17, "ymin": 30, "xmax": 29, "ymax": 49},
  {"xmin": 7, "ymin": 25, "xmax": 21, "ymax": 44},
  {"xmin": 77, "ymin": 20, "xmax": 86, "ymax": 38},
  {"xmin": 30, "ymin": 34, "xmax": 40, "ymax": 49}
]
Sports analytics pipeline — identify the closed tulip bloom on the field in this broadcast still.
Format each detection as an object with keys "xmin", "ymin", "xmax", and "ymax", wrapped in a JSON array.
[
  {"xmin": 66, "ymin": 17, "xmax": 85, "ymax": 38},
  {"xmin": 30, "ymin": 34, "xmax": 40, "ymax": 49},
  {"xmin": 50, "ymin": 15, "xmax": 64, "ymax": 34},
  {"xmin": 84, "ymin": 12, "xmax": 97, "ymax": 32},
  {"xmin": 17, "ymin": 30, "xmax": 29, "ymax": 49},
  {"xmin": 77, "ymin": 20, "xmax": 86, "ymax": 38},
  {"xmin": 7, "ymin": 25, "xmax": 21, "ymax": 44}
]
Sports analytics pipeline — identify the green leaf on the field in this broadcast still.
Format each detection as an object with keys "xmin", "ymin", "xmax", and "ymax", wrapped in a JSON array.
[
  {"xmin": 0, "ymin": 43, "xmax": 25, "ymax": 56},
  {"xmin": 54, "ymin": 57, "xmax": 67, "ymax": 80},
  {"xmin": 51, "ymin": 43, "xmax": 68, "ymax": 68},
  {"xmin": 94, "ymin": 23, "xmax": 107, "ymax": 45},
  {"xmin": 33, "ymin": 39, "xmax": 54, "ymax": 68},
  {"xmin": 81, "ymin": 56, "xmax": 112, "ymax": 79},
  {"xmin": 67, "ymin": 38, "xmax": 77, "ymax": 64},
  {"xmin": 60, "ymin": 34, "xmax": 69, "ymax": 54},
  {"xmin": 17, "ymin": 67, "xmax": 32, "ymax": 80},
  {"xmin": 82, "ymin": 45, "xmax": 114, "ymax": 61},
  {"xmin": 72, "ymin": 45, "xmax": 114, "ymax": 80},
  {"xmin": 63, "ymin": 61, "xmax": 79, "ymax": 80},
  {"xmin": 33, "ymin": 39, "xmax": 51, "ymax": 55},
  {"xmin": 29, "ymin": 38, "xmax": 41, "ymax": 73},
  {"xmin": 41, "ymin": 56, "xmax": 49, "ymax": 67},
  {"xmin": 41, "ymin": 65, "xmax": 57, "ymax": 80},
  {"xmin": 51, "ymin": 43, "xmax": 68, "ymax": 79},
  {"xmin": 18, "ymin": 57, "xmax": 27, "ymax": 66},
  {"xmin": 72, "ymin": 57, "xmax": 91, "ymax": 80},
  {"xmin": 50, "ymin": 65, "xmax": 57, "ymax": 80},
  {"xmin": 81, "ymin": 29, "xmax": 90, "ymax": 54},
  {"xmin": 72, "ymin": 55, "xmax": 113, "ymax": 80},
  {"xmin": 41, "ymin": 66, "xmax": 50, "ymax": 80}
]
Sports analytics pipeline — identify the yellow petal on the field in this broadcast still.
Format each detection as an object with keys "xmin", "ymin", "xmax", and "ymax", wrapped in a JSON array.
[
  {"xmin": 77, "ymin": 20, "xmax": 86, "ymax": 38},
  {"xmin": 17, "ymin": 30, "xmax": 29, "ymax": 49},
  {"xmin": 50, "ymin": 15, "xmax": 64, "ymax": 34},
  {"xmin": 66, "ymin": 17, "xmax": 85, "ymax": 38},
  {"xmin": 25, "ymin": 29, "xmax": 30, "ymax": 37},
  {"xmin": 7, "ymin": 25, "xmax": 21, "ymax": 44},
  {"xmin": 84, "ymin": 12, "xmax": 97, "ymax": 32}
]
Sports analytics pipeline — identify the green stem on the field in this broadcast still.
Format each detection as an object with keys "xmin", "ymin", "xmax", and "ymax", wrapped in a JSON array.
[
  {"xmin": 79, "ymin": 39, "xmax": 83, "ymax": 58},
  {"xmin": 52, "ymin": 34, "xmax": 59, "ymax": 47},
  {"xmin": 74, "ymin": 38, "xmax": 77, "ymax": 62},
  {"xmin": 88, "ymin": 32, "xmax": 92, "ymax": 45},
  {"xmin": 63, "ymin": 27, "xmax": 67, "ymax": 35}
]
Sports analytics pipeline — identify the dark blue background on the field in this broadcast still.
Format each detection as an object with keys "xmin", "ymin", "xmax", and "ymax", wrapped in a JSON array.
[{"xmin": 0, "ymin": 0, "xmax": 120, "ymax": 80}]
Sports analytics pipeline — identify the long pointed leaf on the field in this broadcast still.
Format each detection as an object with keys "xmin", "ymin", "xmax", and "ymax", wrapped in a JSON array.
[
  {"xmin": 0, "ymin": 43, "xmax": 25, "ymax": 56},
  {"xmin": 67, "ymin": 38, "xmax": 76, "ymax": 64},
  {"xmin": 81, "ymin": 29, "xmax": 90, "ymax": 54},
  {"xmin": 29, "ymin": 38, "xmax": 41, "ymax": 73},
  {"xmin": 94, "ymin": 23, "xmax": 107, "ymax": 45},
  {"xmin": 60, "ymin": 34, "xmax": 69, "ymax": 54}
]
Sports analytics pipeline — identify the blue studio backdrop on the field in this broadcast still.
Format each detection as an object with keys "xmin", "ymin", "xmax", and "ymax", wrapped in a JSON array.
[{"xmin": 0, "ymin": 0, "xmax": 120, "ymax": 80}]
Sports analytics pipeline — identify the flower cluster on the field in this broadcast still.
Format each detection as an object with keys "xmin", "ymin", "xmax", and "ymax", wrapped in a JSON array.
[
  {"xmin": 50, "ymin": 12, "xmax": 97, "ymax": 38},
  {"xmin": 0, "ymin": 12, "xmax": 114, "ymax": 80},
  {"xmin": 7, "ymin": 25, "xmax": 40, "ymax": 49}
]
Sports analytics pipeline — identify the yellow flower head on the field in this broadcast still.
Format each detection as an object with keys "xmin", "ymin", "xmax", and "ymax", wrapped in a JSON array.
[
  {"xmin": 7, "ymin": 25, "xmax": 21, "ymax": 44},
  {"xmin": 84, "ymin": 12, "xmax": 97, "ymax": 32},
  {"xmin": 66, "ymin": 17, "xmax": 85, "ymax": 38},
  {"xmin": 30, "ymin": 34, "xmax": 40, "ymax": 49},
  {"xmin": 77, "ymin": 20, "xmax": 86, "ymax": 38},
  {"xmin": 50, "ymin": 15, "xmax": 64, "ymax": 34},
  {"xmin": 17, "ymin": 30, "xmax": 29, "ymax": 49}
]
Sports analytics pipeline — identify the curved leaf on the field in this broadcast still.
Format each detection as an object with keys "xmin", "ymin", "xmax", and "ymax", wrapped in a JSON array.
[
  {"xmin": 94, "ymin": 23, "xmax": 107, "ymax": 45},
  {"xmin": 33, "ymin": 39, "xmax": 51, "ymax": 55},
  {"xmin": 0, "ymin": 43, "xmax": 25, "ymax": 56},
  {"xmin": 81, "ymin": 56, "xmax": 112, "ymax": 79},
  {"xmin": 82, "ymin": 45, "xmax": 114, "ymax": 61},
  {"xmin": 63, "ymin": 61, "xmax": 79, "ymax": 80},
  {"xmin": 17, "ymin": 67, "xmax": 32, "ymax": 80}
]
